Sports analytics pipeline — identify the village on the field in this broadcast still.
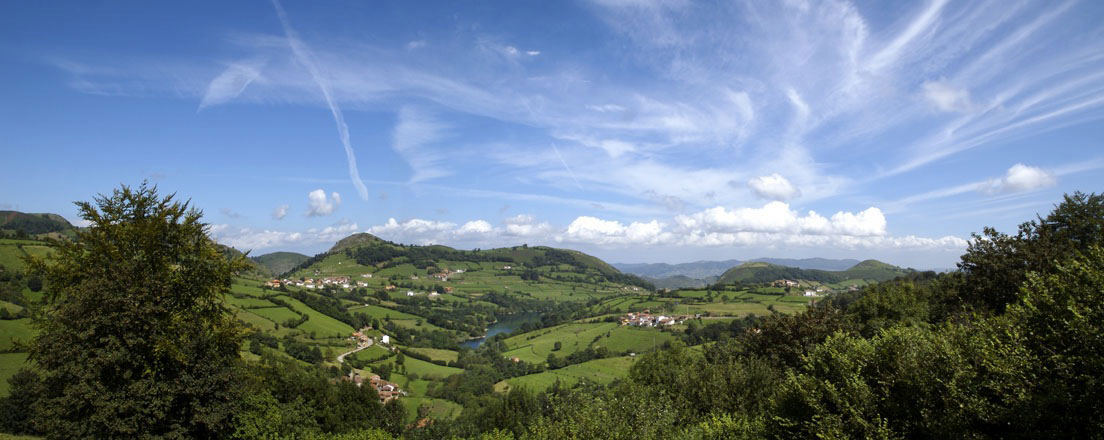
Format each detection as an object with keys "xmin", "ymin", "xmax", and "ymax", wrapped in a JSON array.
[
  {"xmin": 342, "ymin": 327, "xmax": 405, "ymax": 404},
  {"xmin": 619, "ymin": 311, "xmax": 693, "ymax": 327}
]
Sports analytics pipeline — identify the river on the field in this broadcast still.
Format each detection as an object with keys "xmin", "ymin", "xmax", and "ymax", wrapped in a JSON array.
[{"xmin": 462, "ymin": 312, "xmax": 543, "ymax": 349}]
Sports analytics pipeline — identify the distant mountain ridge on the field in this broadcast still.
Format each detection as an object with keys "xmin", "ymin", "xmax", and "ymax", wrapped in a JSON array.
[
  {"xmin": 716, "ymin": 259, "xmax": 911, "ymax": 285},
  {"xmin": 613, "ymin": 259, "xmax": 743, "ymax": 279},
  {"xmin": 614, "ymin": 257, "xmax": 866, "ymax": 279}
]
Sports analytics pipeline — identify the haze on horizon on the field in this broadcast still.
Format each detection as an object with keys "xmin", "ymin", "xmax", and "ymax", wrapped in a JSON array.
[{"xmin": 2, "ymin": 0, "xmax": 1103, "ymax": 270}]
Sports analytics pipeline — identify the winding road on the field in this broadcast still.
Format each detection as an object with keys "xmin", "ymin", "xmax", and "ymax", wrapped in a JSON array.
[{"xmin": 337, "ymin": 338, "xmax": 373, "ymax": 363}]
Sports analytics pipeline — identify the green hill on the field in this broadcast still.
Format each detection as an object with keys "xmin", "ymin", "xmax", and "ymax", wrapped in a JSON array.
[
  {"xmin": 288, "ymin": 233, "xmax": 653, "ymax": 290},
  {"xmin": 218, "ymin": 245, "xmax": 271, "ymax": 278},
  {"xmin": 0, "ymin": 210, "xmax": 75, "ymax": 237},
  {"xmin": 717, "ymin": 259, "xmax": 910, "ymax": 285},
  {"xmin": 252, "ymin": 251, "xmax": 310, "ymax": 277}
]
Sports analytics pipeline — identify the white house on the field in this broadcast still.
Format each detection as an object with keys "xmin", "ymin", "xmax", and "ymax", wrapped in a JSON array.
[
  {"xmin": 362, "ymin": 273, "xmax": 373, "ymax": 278},
  {"xmin": 381, "ymin": 335, "xmax": 390, "ymax": 345},
  {"xmin": 803, "ymin": 290, "xmax": 818, "ymax": 297},
  {"xmin": 406, "ymin": 291, "xmax": 416, "ymax": 297}
]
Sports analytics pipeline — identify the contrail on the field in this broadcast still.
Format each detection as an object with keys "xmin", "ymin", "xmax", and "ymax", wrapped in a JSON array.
[
  {"xmin": 550, "ymin": 142, "xmax": 582, "ymax": 189},
  {"xmin": 271, "ymin": 0, "xmax": 370, "ymax": 200}
]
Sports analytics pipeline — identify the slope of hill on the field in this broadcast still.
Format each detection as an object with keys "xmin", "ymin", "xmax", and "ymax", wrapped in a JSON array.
[
  {"xmin": 749, "ymin": 257, "xmax": 862, "ymax": 271},
  {"xmin": 616, "ymin": 257, "xmax": 864, "ymax": 280},
  {"xmin": 717, "ymin": 260, "xmax": 911, "ymax": 285},
  {"xmin": 614, "ymin": 259, "xmax": 742, "ymax": 279},
  {"xmin": 0, "ymin": 210, "xmax": 74, "ymax": 235},
  {"xmin": 645, "ymin": 275, "xmax": 718, "ymax": 290},
  {"xmin": 218, "ymin": 245, "xmax": 271, "ymax": 278},
  {"xmin": 252, "ymin": 251, "xmax": 310, "ymax": 276},
  {"xmin": 289, "ymin": 233, "xmax": 653, "ymax": 290}
]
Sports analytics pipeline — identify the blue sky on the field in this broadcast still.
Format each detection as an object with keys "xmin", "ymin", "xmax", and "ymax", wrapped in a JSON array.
[{"xmin": 2, "ymin": 0, "xmax": 1102, "ymax": 269}]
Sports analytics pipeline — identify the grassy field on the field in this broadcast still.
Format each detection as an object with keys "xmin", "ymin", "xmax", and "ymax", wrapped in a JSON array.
[
  {"xmin": 501, "ymin": 322, "xmax": 677, "ymax": 364},
  {"xmin": 351, "ymin": 304, "xmax": 423, "ymax": 321},
  {"xmin": 375, "ymin": 355, "xmax": 463, "ymax": 380},
  {"xmin": 0, "ymin": 243, "xmax": 30, "ymax": 271},
  {"xmin": 349, "ymin": 345, "xmax": 392, "ymax": 363},
  {"xmin": 496, "ymin": 355, "xmax": 637, "ymax": 392},
  {"xmin": 276, "ymin": 295, "xmax": 355, "ymax": 338},
  {"xmin": 250, "ymin": 306, "xmax": 301, "ymax": 325},
  {"xmin": 0, "ymin": 300, "xmax": 24, "ymax": 314},
  {"xmin": 222, "ymin": 293, "xmax": 277, "ymax": 309},
  {"xmin": 0, "ymin": 319, "xmax": 35, "ymax": 352},
  {"xmin": 400, "ymin": 396, "xmax": 462, "ymax": 423},
  {"xmin": 405, "ymin": 347, "xmax": 459, "ymax": 363},
  {"xmin": 0, "ymin": 352, "xmax": 30, "ymax": 397}
]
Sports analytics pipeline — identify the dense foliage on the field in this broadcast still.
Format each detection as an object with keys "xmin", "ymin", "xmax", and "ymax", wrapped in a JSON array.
[{"xmin": 23, "ymin": 183, "xmax": 249, "ymax": 438}]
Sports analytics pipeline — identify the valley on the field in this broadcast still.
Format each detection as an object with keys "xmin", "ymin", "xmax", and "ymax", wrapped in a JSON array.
[{"xmin": 0, "ymin": 217, "xmax": 915, "ymax": 427}]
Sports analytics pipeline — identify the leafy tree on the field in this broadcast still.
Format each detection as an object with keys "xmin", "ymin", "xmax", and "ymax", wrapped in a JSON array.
[
  {"xmin": 959, "ymin": 191, "xmax": 1104, "ymax": 311},
  {"xmin": 0, "ymin": 369, "xmax": 42, "ymax": 435},
  {"xmin": 1003, "ymin": 246, "xmax": 1104, "ymax": 435},
  {"xmin": 25, "ymin": 182, "xmax": 248, "ymax": 438}
]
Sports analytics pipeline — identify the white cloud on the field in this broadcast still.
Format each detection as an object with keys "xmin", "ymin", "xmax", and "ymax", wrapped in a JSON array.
[
  {"xmin": 209, "ymin": 221, "xmax": 359, "ymax": 250},
  {"xmin": 457, "ymin": 220, "xmax": 494, "ymax": 235},
  {"xmin": 367, "ymin": 218, "xmax": 457, "ymax": 244},
  {"xmin": 586, "ymin": 104, "xmax": 627, "ymax": 113},
  {"xmin": 198, "ymin": 59, "xmax": 266, "ymax": 110},
  {"xmin": 406, "ymin": 40, "xmax": 427, "ymax": 50},
  {"xmin": 345, "ymin": 203, "xmax": 961, "ymax": 252},
  {"xmin": 980, "ymin": 163, "xmax": 1056, "ymax": 194},
  {"xmin": 922, "ymin": 79, "xmax": 972, "ymax": 112},
  {"xmin": 748, "ymin": 174, "xmax": 801, "ymax": 200},
  {"xmin": 502, "ymin": 214, "xmax": 554, "ymax": 237},
  {"xmin": 559, "ymin": 216, "xmax": 668, "ymax": 245},
  {"xmin": 673, "ymin": 202, "xmax": 886, "ymax": 237},
  {"xmin": 504, "ymin": 45, "xmax": 519, "ymax": 56},
  {"xmin": 526, "ymin": 50, "xmax": 541, "ymax": 56},
  {"xmin": 393, "ymin": 106, "xmax": 450, "ymax": 183},
  {"xmin": 272, "ymin": 204, "xmax": 289, "ymax": 220},
  {"xmin": 306, "ymin": 189, "xmax": 341, "ymax": 216}
]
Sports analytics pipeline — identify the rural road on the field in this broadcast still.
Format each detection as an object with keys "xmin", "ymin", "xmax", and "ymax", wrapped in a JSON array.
[{"xmin": 337, "ymin": 339, "xmax": 373, "ymax": 363}]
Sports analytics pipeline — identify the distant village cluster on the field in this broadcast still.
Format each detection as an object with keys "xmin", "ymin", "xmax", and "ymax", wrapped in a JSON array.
[
  {"xmin": 769, "ymin": 279, "xmax": 861, "ymax": 297},
  {"xmin": 620, "ymin": 311, "xmax": 693, "ymax": 327},
  {"xmin": 264, "ymin": 276, "xmax": 370, "ymax": 290}
]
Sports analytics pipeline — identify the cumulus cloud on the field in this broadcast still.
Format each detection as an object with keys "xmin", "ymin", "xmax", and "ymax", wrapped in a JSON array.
[
  {"xmin": 980, "ymin": 163, "xmax": 1056, "ymax": 194},
  {"xmin": 272, "ymin": 204, "xmax": 289, "ymax": 220},
  {"xmin": 367, "ymin": 218, "xmax": 457, "ymax": 244},
  {"xmin": 502, "ymin": 214, "xmax": 554, "ymax": 237},
  {"xmin": 457, "ymin": 220, "xmax": 494, "ymax": 235},
  {"xmin": 922, "ymin": 79, "xmax": 973, "ymax": 113},
  {"xmin": 673, "ymin": 202, "xmax": 885, "ymax": 237},
  {"xmin": 747, "ymin": 174, "xmax": 801, "ymax": 200},
  {"xmin": 352, "ymin": 202, "xmax": 962, "ymax": 251},
  {"xmin": 209, "ymin": 221, "xmax": 359, "ymax": 250},
  {"xmin": 559, "ymin": 217, "xmax": 668, "ymax": 245},
  {"xmin": 306, "ymin": 189, "xmax": 341, "ymax": 216}
]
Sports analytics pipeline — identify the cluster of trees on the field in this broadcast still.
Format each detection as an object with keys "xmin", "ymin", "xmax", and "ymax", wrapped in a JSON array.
[
  {"xmin": 349, "ymin": 243, "xmax": 505, "ymax": 268},
  {"xmin": 406, "ymin": 192, "xmax": 1104, "ymax": 439},
  {"xmin": 0, "ymin": 184, "xmax": 405, "ymax": 439}
]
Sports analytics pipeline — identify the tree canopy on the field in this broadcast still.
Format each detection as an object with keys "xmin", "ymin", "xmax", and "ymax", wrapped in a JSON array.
[{"xmin": 26, "ymin": 182, "xmax": 247, "ymax": 438}]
